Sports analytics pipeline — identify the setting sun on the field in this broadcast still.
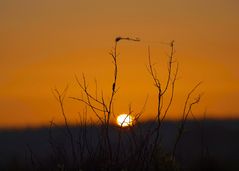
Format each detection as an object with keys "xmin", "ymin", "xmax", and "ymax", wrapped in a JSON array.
[{"xmin": 116, "ymin": 114, "xmax": 134, "ymax": 127}]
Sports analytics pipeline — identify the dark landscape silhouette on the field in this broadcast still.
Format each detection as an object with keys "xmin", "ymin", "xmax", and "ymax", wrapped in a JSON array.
[{"xmin": 0, "ymin": 119, "xmax": 239, "ymax": 171}]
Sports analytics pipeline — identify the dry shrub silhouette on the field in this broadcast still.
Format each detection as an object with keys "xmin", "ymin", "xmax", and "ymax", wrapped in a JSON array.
[{"xmin": 44, "ymin": 37, "xmax": 202, "ymax": 171}]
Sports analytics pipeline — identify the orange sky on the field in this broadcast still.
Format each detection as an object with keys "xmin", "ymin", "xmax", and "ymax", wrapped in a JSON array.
[{"xmin": 0, "ymin": 0, "xmax": 239, "ymax": 128}]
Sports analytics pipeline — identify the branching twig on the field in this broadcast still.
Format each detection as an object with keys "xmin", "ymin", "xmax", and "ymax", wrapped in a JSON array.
[
  {"xmin": 172, "ymin": 82, "xmax": 202, "ymax": 159},
  {"xmin": 53, "ymin": 86, "xmax": 77, "ymax": 164}
]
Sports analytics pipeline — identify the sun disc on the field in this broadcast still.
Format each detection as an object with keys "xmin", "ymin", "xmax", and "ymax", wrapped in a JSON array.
[{"xmin": 117, "ymin": 114, "xmax": 134, "ymax": 127}]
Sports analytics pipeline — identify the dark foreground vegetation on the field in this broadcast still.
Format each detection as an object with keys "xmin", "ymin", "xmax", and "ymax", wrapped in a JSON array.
[{"xmin": 0, "ymin": 120, "xmax": 239, "ymax": 171}]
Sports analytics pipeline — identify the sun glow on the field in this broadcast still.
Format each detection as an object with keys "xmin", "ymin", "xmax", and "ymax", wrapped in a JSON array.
[{"xmin": 116, "ymin": 114, "xmax": 134, "ymax": 127}]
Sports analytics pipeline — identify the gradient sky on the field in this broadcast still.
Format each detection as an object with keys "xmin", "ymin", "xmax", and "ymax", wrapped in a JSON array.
[{"xmin": 0, "ymin": 0, "xmax": 239, "ymax": 128}]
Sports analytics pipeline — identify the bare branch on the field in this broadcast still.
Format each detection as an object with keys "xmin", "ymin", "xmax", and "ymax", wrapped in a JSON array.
[
  {"xmin": 182, "ymin": 82, "xmax": 203, "ymax": 119},
  {"xmin": 172, "ymin": 81, "xmax": 202, "ymax": 159},
  {"xmin": 161, "ymin": 40, "xmax": 175, "ymax": 95},
  {"xmin": 69, "ymin": 97, "xmax": 106, "ymax": 113},
  {"xmin": 75, "ymin": 75, "xmax": 105, "ymax": 106},
  {"xmin": 53, "ymin": 86, "xmax": 77, "ymax": 163},
  {"xmin": 161, "ymin": 62, "xmax": 179, "ymax": 122}
]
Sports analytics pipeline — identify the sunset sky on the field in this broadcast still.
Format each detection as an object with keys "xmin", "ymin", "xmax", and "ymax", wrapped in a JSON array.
[{"xmin": 0, "ymin": 0, "xmax": 239, "ymax": 128}]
